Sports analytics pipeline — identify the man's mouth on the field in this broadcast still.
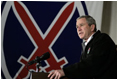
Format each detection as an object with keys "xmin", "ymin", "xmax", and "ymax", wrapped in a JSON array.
[{"xmin": 79, "ymin": 32, "xmax": 83, "ymax": 35}]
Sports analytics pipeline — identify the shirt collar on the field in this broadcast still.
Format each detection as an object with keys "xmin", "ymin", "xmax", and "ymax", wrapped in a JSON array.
[{"xmin": 83, "ymin": 33, "xmax": 95, "ymax": 46}]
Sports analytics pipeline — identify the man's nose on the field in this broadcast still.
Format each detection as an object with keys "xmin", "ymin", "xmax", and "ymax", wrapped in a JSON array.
[{"xmin": 77, "ymin": 26, "xmax": 81, "ymax": 31}]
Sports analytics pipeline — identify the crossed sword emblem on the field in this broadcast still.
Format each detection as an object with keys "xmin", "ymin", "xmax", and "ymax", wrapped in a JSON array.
[{"xmin": 14, "ymin": 1, "xmax": 74, "ymax": 78}]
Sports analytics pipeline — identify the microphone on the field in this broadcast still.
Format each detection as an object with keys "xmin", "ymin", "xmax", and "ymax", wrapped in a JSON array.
[{"xmin": 28, "ymin": 52, "xmax": 50, "ymax": 66}]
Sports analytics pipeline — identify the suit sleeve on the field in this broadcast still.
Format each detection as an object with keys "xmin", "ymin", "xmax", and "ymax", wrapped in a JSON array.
[{"xmin": 63, "ymin": 34, "xmax": 117, "ymax": 79}]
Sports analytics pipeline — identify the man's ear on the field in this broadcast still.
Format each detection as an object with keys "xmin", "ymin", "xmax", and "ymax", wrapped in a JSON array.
[{"xmin": 90, "ymin": 24, "xmax": 95, "ymax": 32}]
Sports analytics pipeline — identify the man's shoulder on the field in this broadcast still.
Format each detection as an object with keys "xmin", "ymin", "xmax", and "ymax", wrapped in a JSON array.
[
  {"xmin": 92, "ymin": 30, "xmax": 113, "ymax": 44},
  {"xmin": 94, "ymin": 30, "xmax": 110, "ymax": 39},
  {"xmin": 93, "ymin": 30, "xmax": 115, "ymax": 46}
]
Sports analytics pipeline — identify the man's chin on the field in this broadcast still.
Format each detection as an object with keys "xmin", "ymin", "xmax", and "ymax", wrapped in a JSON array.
[{"xmin": 79, "ymin": 36, "xmax": 83, "ymax": 39}]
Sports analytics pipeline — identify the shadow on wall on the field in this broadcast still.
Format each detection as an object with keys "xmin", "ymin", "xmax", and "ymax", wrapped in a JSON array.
[{"xmin": 101, "ymin": 1, "xmax": 112, "ymax": 34}]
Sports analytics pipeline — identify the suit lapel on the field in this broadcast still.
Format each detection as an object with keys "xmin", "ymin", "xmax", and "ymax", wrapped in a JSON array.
[{"xmin": 80, "ymin": 30, "xmax": 101, "ymax": 60}]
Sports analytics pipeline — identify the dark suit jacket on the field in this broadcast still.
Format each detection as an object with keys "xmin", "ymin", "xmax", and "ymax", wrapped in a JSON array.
[{"xmin": 63, "ymin": 30, "xmax": 117, "ymax": 79}]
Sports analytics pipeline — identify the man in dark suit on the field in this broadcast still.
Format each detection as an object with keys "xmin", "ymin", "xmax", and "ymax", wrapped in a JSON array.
[{"xmin": 48, "ymin": 15, "xmax": 117, "ymax": 79}]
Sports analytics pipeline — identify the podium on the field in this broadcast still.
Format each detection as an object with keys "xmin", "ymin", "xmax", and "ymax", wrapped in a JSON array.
[
  {"xmin": 32, "ymin": 72, "xmax": 49, "ymax": 79},
  {"xmin": 32, "ymin": 72, "xmax": 68, "ymax": 79}
]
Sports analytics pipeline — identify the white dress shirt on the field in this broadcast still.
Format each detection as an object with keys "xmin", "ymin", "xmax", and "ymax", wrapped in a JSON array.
[{"xmin": 84, "ymin": 33, "xmax": 95, "ymax": 46}]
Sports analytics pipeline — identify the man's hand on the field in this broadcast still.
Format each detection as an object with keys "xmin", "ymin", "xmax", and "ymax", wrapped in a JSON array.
[{"xmin": 48, "ymin": 69, "xmax": 65, "ymax": 79}]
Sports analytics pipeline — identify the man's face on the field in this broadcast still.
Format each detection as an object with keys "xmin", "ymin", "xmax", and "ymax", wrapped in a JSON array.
[{"xmin": 76, "ymin": 18, "xmax": 94, "ymax": 40}]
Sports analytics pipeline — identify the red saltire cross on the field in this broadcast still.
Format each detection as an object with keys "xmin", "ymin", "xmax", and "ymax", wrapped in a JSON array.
[{"xmin": 14, "ymin": 1, "xmax": 74, "ymax": 79}]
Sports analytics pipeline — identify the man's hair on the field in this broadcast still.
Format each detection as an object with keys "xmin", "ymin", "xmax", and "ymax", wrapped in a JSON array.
[{"xmin": 76, "ymin": 15, "xmax": 97, "ymax": 32}]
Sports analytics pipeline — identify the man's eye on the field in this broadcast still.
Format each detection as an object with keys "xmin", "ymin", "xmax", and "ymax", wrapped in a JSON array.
[
  {"xmin": 80, "ymin": 25, "xmax": 83, "ymax": 27},
  {"xmin": 80, "ymin": 24, "xmax": 84, "ymax": 27},
  {"xmin": 76, "ymin": 26, "xmax": 78, "ymax": 28}
]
